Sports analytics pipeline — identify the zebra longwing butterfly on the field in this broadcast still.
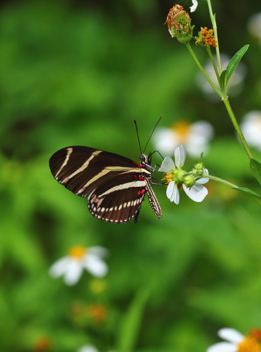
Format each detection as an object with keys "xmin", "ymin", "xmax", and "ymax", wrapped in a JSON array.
[{"xmin": 49, "ymin": 125, "xmax": 162, "ymax": 224}]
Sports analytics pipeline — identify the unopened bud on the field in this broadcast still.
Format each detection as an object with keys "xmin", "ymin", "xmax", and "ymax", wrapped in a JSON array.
[{"xmin": 165, "ymin": 5, "xmax": 194, "ymax": 44}]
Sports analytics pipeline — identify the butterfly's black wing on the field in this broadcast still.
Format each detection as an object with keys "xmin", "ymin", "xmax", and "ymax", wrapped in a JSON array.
[{"xmin": 49, "ymin": 146, "xmax": 153, "ymax": 223}]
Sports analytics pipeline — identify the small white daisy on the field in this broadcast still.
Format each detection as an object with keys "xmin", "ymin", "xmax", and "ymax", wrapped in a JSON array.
[
  {"xmin": 77, "ymin": 346, "xmax": 116, "ymax": 352},
  {"xmin": 190, "ymin": 0, "xmax": 198, "ymax": 12},
  {"xmin": 159, "ymin": 145, "xmax": 209, "ymax": 204},
  {"xmin": 49, "ymin": 246, "xmax": 108, "ymax": 286},
  {"xmin": 152, "ymin": 120, "xmax": 214, "ymax": 158},
  {"xmin": 207, "ymin": 328, "xmax": 261, "ymax": 352},
  {"xmin": 77, "ymin": 346, "xmax": 99, "ymax": 352},
  {"xmin": 240, "ymin": 110, "xmax": 261, "ymax": 150}
]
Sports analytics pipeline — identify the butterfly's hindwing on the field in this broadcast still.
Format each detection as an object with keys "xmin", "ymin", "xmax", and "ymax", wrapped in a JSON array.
[
  {"xmin": 88, "ymin": 176, "xmax": 147, "ymax": 223},
  {"xmin": 49, "ymin": 146, "xmax": 154, "ymax": 223}
]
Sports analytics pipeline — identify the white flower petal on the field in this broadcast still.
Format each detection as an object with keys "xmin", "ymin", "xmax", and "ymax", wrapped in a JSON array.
[
  {"xmin": 49, "ymin": 257, "xmax": 71, "ymax": 278},
  {"xmin": 172, "ymin": 185, "xmax": 180, "ymax": 204},
  {"xmin": 88, "ymin": 246, "xmax": 108, "ymax": 258},
  {"xmin": 63, "ymin": 260, "xmax": 83, "ymax": 285},
  {"xmin": 152, "ymin": 128, "xmax": 178, "ymax": 155},
  {"xmin": 207, "ymin": 342, "xmax": 237, "ymax": 352},
  {"xmin": 196, "ymin": 177, "xmax": 209, "ymax": 185},
  {"xmin": 166, "ymin": 181, "xmax": 174, "ymax": 200},
  {"xmin": 190, "ymin": 120, "xmax": 214, "ymax": 140},
  {"xmin": 218, "ymin": 328, "xmax": 244, "ymax": 344},
  {"xmin": 84, "ymin": 255, "xmax": 108, "ymax": 277},
  {"xmin": 183, "ymin": 183, "xmax": 208, "ymax": 202},
  {"xmin": 186, "ymin": 140, "xmax": 209, "ymax": 158},
  {"xmin": 174, "ymin": 145, "xmax": 186, "ymax": 168},
  {"xmin": 240, "ymin": 111, "xmax": 261, "ymax": 150},
  {"xmin": 77, "ymin": 345, "xmax": 99, "ymax": 352},
  {"xmin": 190, "ymin": 0, "xmax": 198, "ymax": 12},
  {"xmin": 166, "ymin": 181, "xmax": 179, "ymax": 204},
  {"xmin": 196, "ymin": 178, "xmax": 209, "ymax": 185},
  {"xmin": 159, "ymin": 156, "xmax": 175, "ymax": 173}
]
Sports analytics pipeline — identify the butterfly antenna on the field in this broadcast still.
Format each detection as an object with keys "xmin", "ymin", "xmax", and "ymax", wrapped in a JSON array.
[
  {"xmin": 133, "ymin": 119, "xmax": 142, "ymax": 155},
  {"xmin": 143, "ymin": 115, "xmax": 162, "ymax": 153}
]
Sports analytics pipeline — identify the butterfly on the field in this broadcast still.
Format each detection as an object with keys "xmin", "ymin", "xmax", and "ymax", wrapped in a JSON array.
[{"xmin": 49, "ymin": 121, "xmax": 162, "ymax": 224}]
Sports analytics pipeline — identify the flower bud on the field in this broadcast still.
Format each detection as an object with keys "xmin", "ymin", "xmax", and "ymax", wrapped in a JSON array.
[
  {"xmin": 165, "ymin": 5, "xmax": 194, "ymax": 44},
  {"xmin": 183, "ymin": 175, "xmax": 196, "ymax": 188},
  {"xmin": 194, "ymin": 162, "xmax": 204, "ymax": 171}
]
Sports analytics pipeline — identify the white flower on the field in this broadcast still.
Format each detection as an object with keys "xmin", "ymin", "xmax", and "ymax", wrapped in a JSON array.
[
  {"xmin": 77, "ymin": 346, "xmax": 116, "ymax": 352},
  {"xmin": 49, "ymin": 246, "xmax": 108, "ymax": 286},
  {"xmin": 190, "ymin": 0, "xmax": 198, "ymax": 12},
  {"xmin": 77, "ymin": 346, "xmax": 99, "ymax": 352},
  {"xmin": 207, "ymin": 328, "xmax": 261, "ymax": 352},
  {"xmin": 197, "ymin": 54, "xmax": 247, "ymax": 100},
  {"xmin": 159, "ymin": 145, "xmax": 209, "ymax": 204},
  {"xmin": 247, "ymin": 12, "xmax": 261, "ymax": 42},
  {"xmin": 240, "ymin": 110, "xmax": 261, "ymax": 150},
  {"xmin": 152, "ymin": 120, "xmax": 214, "ymax": 158}
]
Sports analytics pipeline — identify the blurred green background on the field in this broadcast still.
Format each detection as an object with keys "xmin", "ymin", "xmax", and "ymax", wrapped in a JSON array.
[{"xmin": 1, "ymin": 0, "xmax": 261, "ymax": 351}]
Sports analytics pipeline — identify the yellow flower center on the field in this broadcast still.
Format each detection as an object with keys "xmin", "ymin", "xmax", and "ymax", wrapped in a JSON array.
[
  {"xmin": 171, "ymin": 120, "xmax": 191, "ymax": 143},
  {"xmin": 238, "ymin": 336, "xmax": 260, "ymax": 352},
  {"xmin": 68, "ymin": 246, "xmax": 86, "ymax": 259},
  {"xmin": 162, "ymin": 172, "xmax": 173, "ymax": 185},
  {"xmin": 162, "ymin": 169, "xmax": 186, "ymax": 185}
]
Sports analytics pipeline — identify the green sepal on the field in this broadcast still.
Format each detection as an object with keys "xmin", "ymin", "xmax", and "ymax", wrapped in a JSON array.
[{"xmin": 175, "ymin": 24, "xmax": 194, "ymax": 44}]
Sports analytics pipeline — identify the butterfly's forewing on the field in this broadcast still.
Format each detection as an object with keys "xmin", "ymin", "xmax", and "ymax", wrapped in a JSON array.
[{"xmin": 49, "ymin": 146, "xmax": 152, "ymax": 223}]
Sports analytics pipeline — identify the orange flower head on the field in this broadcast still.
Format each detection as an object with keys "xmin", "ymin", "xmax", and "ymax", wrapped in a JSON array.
[{"xmin": 196, "ymin": 27, "xmax": 217, "ymax": 47}]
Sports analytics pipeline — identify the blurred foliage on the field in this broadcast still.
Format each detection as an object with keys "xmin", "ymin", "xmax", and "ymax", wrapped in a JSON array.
[{"xmin": 1, "ymin": 0, "xmax": 261, "ymax": 351}]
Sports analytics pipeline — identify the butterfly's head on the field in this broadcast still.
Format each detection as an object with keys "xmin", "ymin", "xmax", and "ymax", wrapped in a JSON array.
[{"xmin": 140, "ymin": 153, "xmax": 151, "ymax": 166}]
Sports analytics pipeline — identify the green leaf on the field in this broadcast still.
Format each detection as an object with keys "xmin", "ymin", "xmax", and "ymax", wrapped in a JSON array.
[
  {"xmin": 219, "ymin": 69, "xmax": 227, "ymax": 93},
  {"xmin": 250, "ymin": 158, "xmax": 261, "ymax": 186},
  {"xmin": 117, "ymin": 288, "xmax": 149, "ymax": 352},
  {"xmin": 226, "ymin": 45, "xmax": 249, "ymax": 82},
  {"xmin": 234, "ymin": 186, "xmax": 261, "ymax": 205}
]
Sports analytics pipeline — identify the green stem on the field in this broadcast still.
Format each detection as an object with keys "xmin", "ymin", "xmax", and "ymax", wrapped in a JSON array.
[
  {"xmin": 222, "ymin": 96, "xmax": 253, "ymax": 159},
  {"xmin": 206, "ymin": 0, "xmax": 222, "ymax": 73},
  {"xmin": 205, "ymin": 1, "xmax": 252, "ymax": 160},
  {"xmin": 186, "ymin": 43, "xmax": 223, "ymax": 98},
  {"xmin": 206, "ymin": 46, "xmax": 219, "ymax": 81},
  {"xmin": 205, "ymin": 174, "xmax": 239, "ymax": 189}
]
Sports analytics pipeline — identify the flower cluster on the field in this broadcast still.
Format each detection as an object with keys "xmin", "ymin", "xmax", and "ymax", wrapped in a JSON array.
[
  {"xmin": 159, "ymin": 145, "xmax": 209, "ymax": 204},
  {"xmin": 196, "ymin": 27, "xmax": 217, "ymax": 47},
  {"xmin": 207, "ymin": 328, "xmax": 261, "ymax": 352}
]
